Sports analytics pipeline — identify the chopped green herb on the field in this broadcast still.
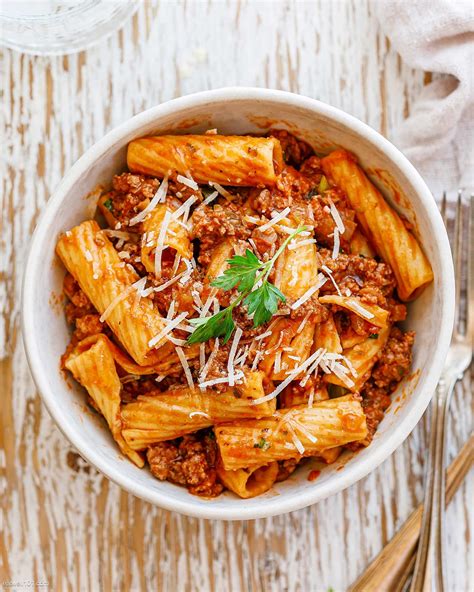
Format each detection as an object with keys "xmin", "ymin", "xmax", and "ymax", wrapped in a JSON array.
[
  {"xmin": 318, "ymin": 175, "xmax": 329, "ymax": 193},
  {"xmin": 369, "ymin": 333, "xmax": 379, "ymax": 339},
  {"xmin": 103, "ymin": 198, "xmax": 114, "ymax": 212},
  {"xmin": 304, "ymin": 187, "xmax": 319, "ymax": 200},
  {"xmin": 211, "ymin": 249, "xmax": 261, "ymax": 293},
  {"xmin": 253, "ymin": 437, "xmax": 271, "ymax": 450},
  {"xmin": 187, "ymin": 225, "xmax": 306, "ymax": 344}
]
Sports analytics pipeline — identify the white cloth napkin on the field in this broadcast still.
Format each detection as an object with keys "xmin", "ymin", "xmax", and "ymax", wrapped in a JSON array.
[{"xmin": 374, "ymin": 0, "xmax": 474, "ymax": 197}]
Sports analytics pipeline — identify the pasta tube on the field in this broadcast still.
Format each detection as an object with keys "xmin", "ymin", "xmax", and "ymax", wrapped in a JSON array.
[
  {"xmin": 325, "ymin": 326, "xmax": 391, "ymax": 391},
  {"xmin": 141, "ymin": 204, "xmax": 192, "ymax": 275},
  {"xmin": 127, "ymin": 135, "xmax": 284, "ymax": 186},
  {"xmin": 217, "ymin": 461, "xmax": 279, "ymax": 499},
  {"xmin": 215, "ymin": 396, "xmax": 367, "ymax": 470},
  {"xmin": 64, "ymin": 336, "xmax": 144, "ymax": 467},
  {"xmin": 321, "ymin": 150, "xmax": 433, "ymax": 300},
  {"xmin": 318, "ymin": 295, "xmax": 389, "ymax": 328},
  {"xmin": 56, "ymin": 220, "xmax": 168, "ymax": 365},
  {"xmin": 121, "ymin": 371, "xmax": 276, "ymax": 449},
  {"xmin": 273, "ymin": 231, "xmax": 319, "ymax": 301},
  {"xmin": 349, "ymin": 227, "xmax": 376, "ymax": 258},
  {"xmin": 70, "ymin": 334, "xmax": 199, "ymax": 378},
  {"xmin": 259, "ymin": 318, "xmax": 315, "ymax": 380},
  {"xmin": 312, "ymin": 312, "xmax": 342, "ymax": 354}
]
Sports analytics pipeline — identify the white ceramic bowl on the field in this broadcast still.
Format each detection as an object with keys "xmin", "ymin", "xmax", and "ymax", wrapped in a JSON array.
[{"xmin": 22, "ymin": 88, "xmax": 454, "ymax": 520}]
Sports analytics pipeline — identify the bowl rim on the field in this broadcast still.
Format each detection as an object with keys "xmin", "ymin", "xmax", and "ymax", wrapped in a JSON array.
[{"xmin": 21, "ymin": 87, "xmax": 454, "ymax": 520}]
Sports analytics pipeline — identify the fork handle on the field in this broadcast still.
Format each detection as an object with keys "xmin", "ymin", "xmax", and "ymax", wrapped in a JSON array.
[{"xmin": 409, "ymin": 377, "xmax": 457, "ymax": 592}]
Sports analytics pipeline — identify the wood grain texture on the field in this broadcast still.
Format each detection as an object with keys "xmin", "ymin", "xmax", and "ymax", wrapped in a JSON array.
[{"xmin": 1, "ymin": 1, "xmax": 471, "ymax": 591}]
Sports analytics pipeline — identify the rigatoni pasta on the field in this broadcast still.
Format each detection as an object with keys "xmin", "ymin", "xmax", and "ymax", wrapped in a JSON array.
[
  {"xmin": 56, "ymin": 220, "xmax": 168, "ymax": 366},
  {"xmin": 127, "ymin": 135, "xmax": 283, "ymax": 186},
  {"xmin": 58, "ymin": 129, "xmax": 425, "ymax": 499},
  {"xmin": 215, "ymin": 396, "xmax": 367, "ymax": 471},
  {"xmin": 321, "ymin": 149, "xmax": 433, "ymax": 301}
]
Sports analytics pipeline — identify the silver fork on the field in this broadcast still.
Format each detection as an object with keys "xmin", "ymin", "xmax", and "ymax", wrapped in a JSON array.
[{"xmin": 410, "ymin": 192, "xmax": 473, "ymax": 592}]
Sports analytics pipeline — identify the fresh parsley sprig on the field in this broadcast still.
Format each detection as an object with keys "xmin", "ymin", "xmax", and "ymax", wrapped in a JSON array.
[{"xmin": 187, "ymin": 225, "xmax": 307, "ymax": 344}]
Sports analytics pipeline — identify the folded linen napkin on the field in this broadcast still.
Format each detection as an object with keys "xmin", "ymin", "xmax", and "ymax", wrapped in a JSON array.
[{"xmin": 374, "ymin": 0, "xmax": 474, "ymax": 197}]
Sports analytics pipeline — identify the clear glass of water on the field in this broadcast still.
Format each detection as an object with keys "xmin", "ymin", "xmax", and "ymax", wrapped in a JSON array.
[{"xmin": 0, "ymin": 0, "xmax": 139, "ymax": 55}]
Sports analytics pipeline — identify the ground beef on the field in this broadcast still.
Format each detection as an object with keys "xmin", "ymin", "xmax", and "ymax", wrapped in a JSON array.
[
  {"xmin": 63, "ymin": 274, "xmax": 94, "ymax": 319},
  {"xmin": 112, "ymin": 172, "xmax": 160, "ymax": 199},
  {"xmin": 269, "ymin": 129, "xmax": 314, "ymax": 167},
  {"xmin": 63, "ymin": 274, "xmax": 106, "ymax": 346},
  {"xmin": 288, "ymin": 294, "xmax": 330, "ymax": 322},
  {"xmin": 276, "ymin": 458, "xmax": 300, "ymax": 482},
  {"xmin": 120, "ymin": 378, "xmax": 163, "ymax": 403},
  {"xmin": 311, "ymin": 189, "xmax": 357, "ymax": 249},
  {"xmin": 250, "ymin": 226, "xmax": 278, "ymax": 260},
  {"xmin": 371, "ymin": 327, "xmax": 415, "ymax": 390},
  {"xmin": 191, "ymin": 203, "xmax": 251, "ymax": 265},
  {"xmin": 151, "ymin": 269, "xmax": 200, "ymax": 316},
  {"xmin": 74, "ymin": 314, "xmax": 104, "ymax": 341},
  {"xmin": 249, "ymin": 164, "xmax": 319, "ymax": 216},
  {"xmin": 104, "ymin": 173, "xmax": 160, "ymax": 225},
  {"xmin": 114, "ymin": 241, "xmax": 147, "ymax": 276},
  {"xmin": 318, "ymin": 248, "xmax": 396, "ymax": 302},
  {"xmin": 347, "ymin": 327, "xmax": 415, "ymax": 448},
  {"xmin": 147, "ymin": 432, "xmax": 223, "ymax": 497}
]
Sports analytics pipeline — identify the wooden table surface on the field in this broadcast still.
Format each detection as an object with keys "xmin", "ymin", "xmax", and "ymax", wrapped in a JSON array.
[{"xmin": 1, "ymin": 2, "xmax": 472, "ymax": 591}]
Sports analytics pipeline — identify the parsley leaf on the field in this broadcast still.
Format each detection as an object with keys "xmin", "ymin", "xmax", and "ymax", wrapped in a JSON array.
[
  {"xmin": 244, "ymin": 282, "xmax": 285, "ymax": 327},
  {"xmin": 369, "ymin": 333, "xmax": 379, "ymax": 339},
  {"xmin": 211, "ymin": 249, "xmax": 261, "ymax": 293},
  {"xmin": 187, "ymin": 308, "xmax": 235, "ymax": 344},
  {"xmin": 186, "ymin": 225, "xmax": 307, "ymax": 344}
]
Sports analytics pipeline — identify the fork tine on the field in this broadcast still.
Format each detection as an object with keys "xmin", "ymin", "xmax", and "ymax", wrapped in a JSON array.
[
  {"xmin": 453, "ymin": 190, "xmax": 463, "ymax": 332},
  {"xmin": 467, "ymin": 194, "xmax": 473, "ymax": 341},
  {"xmin": 440, "ymin": 191, "xmax": 448, "ymax": 227}
]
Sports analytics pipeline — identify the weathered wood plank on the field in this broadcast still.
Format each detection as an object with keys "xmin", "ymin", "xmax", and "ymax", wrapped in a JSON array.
[{"xmin": 1, "ymin": 1, "xmax": 471, "ymax": 591}]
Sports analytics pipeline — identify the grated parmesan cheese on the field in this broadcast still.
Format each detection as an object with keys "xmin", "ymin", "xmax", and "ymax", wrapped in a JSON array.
[
  {"xmin": 288, "ymin": 238, "xmax": 317, "ymax": 251},
  {"xmin": 99, "ymin": 277, "xmax": 147, "ymax": 323},
  {"xmin": 148, "ymin": 311, "xmax": 188, "ymax": 348},
  {"xmin": 290, "ymin": 273, "xmax": 327, "ymax": 310},
  {"xmin": 129, "ymin": 175, "xmax": 169, "ymax": 226},
  {"xmin": 321, "ymin": 265, "xmax": 342, "ymax": 296},
  {"xmin": 175, "ymin": 346, "xmax": 194, "ymax": 389},
  {"xmin": 227, "ymin": 327, "xmax": 243, "ymax": 387},
  {"xmin": 332, "ymin": 226, "xmax": 340, "ymax": 259},
  {"xmin": 199, "ymin": 371, "xmax": 244, "ymax": 389},
  {"xmin": 254, "ymin": 330, "xmax": 272, "ymax": 342},
  {"xmin": 258, "ymin": 207, "xmax": 291, "ymax": 232},
  {"xmin": 209, "ymin": 182, "xmax": 232, "ymax": 200},
  {"xmin": 199, "ymin": 338, "xmax": 219, "ymax": 384},
  {"xmin": 202, "ymin": 190, "xmax": 219, "ymax": 206},
  {"xmin": 350, "ymin": 301, "xmax": 375, "ymax": 319},
  {"xmin": 251, "ymin": 346, "xmax": 331, "ymax": 405},
  {"xmin": 153, "ymin": 270, "xmax": 188, "ymax": 293},
  {"xmin": 154, "ymin": 210, "xmax": 172, "ymax": 277},
  {"xmin": 327, "ymin": 198, "xmax": 345, "ymax": 234},
  {"xmin": 177, "ymin": 174, "xmax": 199, "ymax": 191}
]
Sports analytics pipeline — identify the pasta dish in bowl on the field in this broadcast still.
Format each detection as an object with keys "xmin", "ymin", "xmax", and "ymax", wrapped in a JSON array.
[
  {"xmin": 56, "ymin": 130, "xmax": 432, "ymax": 499},
  {"xmin": 22, "ymin": 89, "xmax": 453, "ymax": 518}
]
